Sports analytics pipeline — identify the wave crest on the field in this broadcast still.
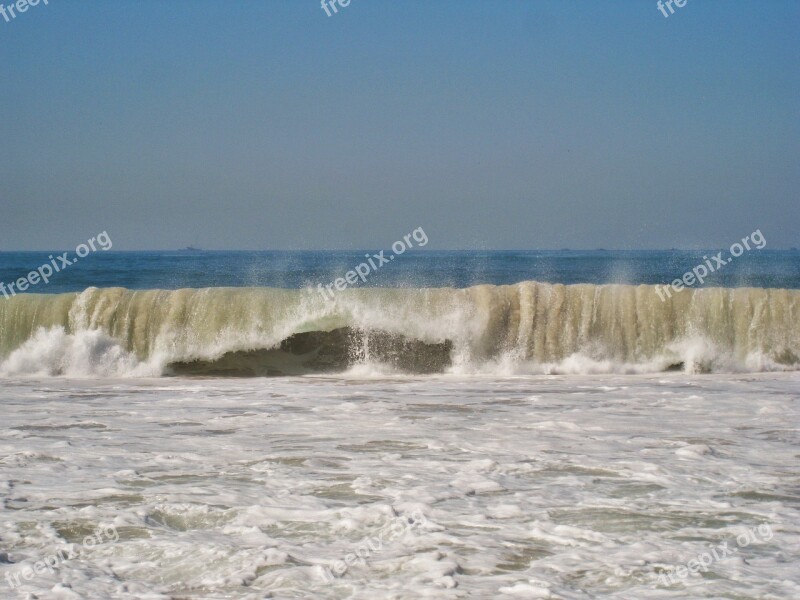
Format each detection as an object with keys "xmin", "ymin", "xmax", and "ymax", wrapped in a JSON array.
[{"xmin": 0, "ymin": 282, "xmax": 797, "ymax": 377}]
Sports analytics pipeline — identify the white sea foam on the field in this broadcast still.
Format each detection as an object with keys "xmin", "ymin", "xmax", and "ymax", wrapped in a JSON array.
[
  {"xmin": 1, "ymin": 372, "xmax": 798, "ymax": 598},
  {"xmin": 0, "ymin": 327, "xmax": 156, "ymax": 378}
]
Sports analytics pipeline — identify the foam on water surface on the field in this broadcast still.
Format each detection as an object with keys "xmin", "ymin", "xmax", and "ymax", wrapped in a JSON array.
[{"xmin": 1, "ymin": 372, "xmax": 798, "ymax": 598}]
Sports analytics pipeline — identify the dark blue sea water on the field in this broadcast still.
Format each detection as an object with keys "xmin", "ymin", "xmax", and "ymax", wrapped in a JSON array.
[{"xmin": 0, "ymin": 250, "xmax": 798, "ymax": 295}]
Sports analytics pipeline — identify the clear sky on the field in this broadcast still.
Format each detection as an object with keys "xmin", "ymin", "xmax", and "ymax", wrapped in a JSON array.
[{"xmin": 0, "ymin": 0, "xmax": 797, "ymax": 250}]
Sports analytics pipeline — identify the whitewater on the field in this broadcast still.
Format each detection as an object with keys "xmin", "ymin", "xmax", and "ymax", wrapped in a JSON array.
[
  {"xmin": 1, "ymin": 371, "xmax": 799, "ymax": 598},
  {"xmin": 0, "ymin": 281, "xmax": 798, "ymax": 378},
  {"xmin": 1, "ymin": 275, "xmax": 799, "ymax": 598}
]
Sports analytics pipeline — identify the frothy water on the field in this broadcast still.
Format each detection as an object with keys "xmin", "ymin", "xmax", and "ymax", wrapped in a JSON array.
[
  {"xmin": 1, "ymin": 258, "xmax": 798, "ymax": 597},
  {"xmin": 1, "ymin": 373, "xmax": 798, "ymax": 598}
]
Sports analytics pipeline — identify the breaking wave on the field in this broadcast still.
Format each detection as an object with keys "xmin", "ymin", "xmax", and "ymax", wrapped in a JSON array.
[{"xmin": 0, "ymin": 282, "xmax": 797, "ymax": 377}]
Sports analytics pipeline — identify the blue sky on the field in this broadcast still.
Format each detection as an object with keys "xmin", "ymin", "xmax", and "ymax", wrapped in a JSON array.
[{"xmin": 1, "ymin": 0, "xmax": 798, "ymax": 249}]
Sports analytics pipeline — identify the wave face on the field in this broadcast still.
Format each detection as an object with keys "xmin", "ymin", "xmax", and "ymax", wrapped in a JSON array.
[{"xmin": 0, "ymin": 283, "xmax": 798, "ymax": 377}]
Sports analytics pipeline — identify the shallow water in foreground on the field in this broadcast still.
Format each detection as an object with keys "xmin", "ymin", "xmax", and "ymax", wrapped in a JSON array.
[{"xmin": 1, "ymin": 372, "xmax": 799, "ymax": 599}]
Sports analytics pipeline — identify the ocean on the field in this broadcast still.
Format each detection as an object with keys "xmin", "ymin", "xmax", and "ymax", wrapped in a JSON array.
[{"xmin": 1, "ymin": 250, "xmax": 799, "ymax": 598}]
